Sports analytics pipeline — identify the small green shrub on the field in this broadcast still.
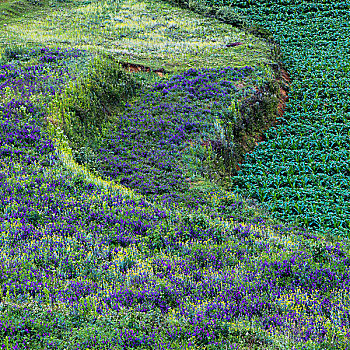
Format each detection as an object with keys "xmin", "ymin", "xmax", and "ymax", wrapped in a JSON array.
[
  {"xmin": 246, "ymin": 24, "xmax": 274, "ymax": 41},
  {"xmin": 46, "ymin": 51, "xmax": 143, "ymax": 153},
  {"xmin": 188, "ymin": 0, "xmax": 217, "ymax": 17},
  {"xmin": 119, "ymin": 257, "xmax": 135, "ymax": 273},
  {"xmin": 309, "ymin": 241, "xmax": 330, "ymax": 264},
  {"xmin": 145, "ymin": 228, "xmax": 166, "ymax": 252},
  {"xmin": 215, "ymin": 6, "xmax": 248, "ymax": 29},
  {"xmin": 28, "ymin": 0, "xmax": 43, "ymax": 5},
  {"xmin": 163, "ymin": 0, "xmax": 189, "ymax": 10},
  {"xmin": 0, "ymin": 43, "xmax": 27, "ymax": 63},
  {"xmin": 181, "ymin": 212, "xmax": 210, "ymax": 230},
  {"xmin": 26, "ymin": 209, "xmax": 41, "ymax": 227}
]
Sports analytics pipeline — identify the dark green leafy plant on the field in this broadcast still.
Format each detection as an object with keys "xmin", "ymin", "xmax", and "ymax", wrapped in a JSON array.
[
  {"xmin": 188, "ymin": 0, "xmax": 217, "ymax": 17},
  {"xmin": 246, "ymin": 24, "xmax": 275, "ymax": 41},
  {"xmin": 118, "ymin": 257, "xmax": 135, "ymax": 273},
  {"xmin": 0, "ymin": 44, "xmax": 27, "ymax": 63},
  {"xmin": 26, "ymin": 210, "xmax": 41, "ymax": 227},
  {"xmin": 181, "ymin": 212, "xmax": 210, "ymax": 230},
  {"xmin": 215, "ymin": 6, "xmax": 247, "ymax": 28},
  {"xmin": 309, "ymin": 241, "xmax": 330, "ymax": 264},
  {"xmin": 145, "ymin": 228, "xmax": 166, "ymax": 252}
]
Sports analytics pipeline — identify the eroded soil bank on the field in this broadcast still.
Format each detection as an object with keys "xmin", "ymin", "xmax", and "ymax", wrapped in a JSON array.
[{"xmin": 116, "ymin": 36, "xmax": 292, "ymax": 194}]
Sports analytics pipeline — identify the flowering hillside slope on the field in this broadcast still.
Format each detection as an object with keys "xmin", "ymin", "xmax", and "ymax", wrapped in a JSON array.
[{"xmin": 0, "ymin": 0, "xmax": 349, "ymax": 349}]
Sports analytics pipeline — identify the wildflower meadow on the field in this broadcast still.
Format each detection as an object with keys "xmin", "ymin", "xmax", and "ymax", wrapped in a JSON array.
[{"xmin": 0, "ymin": 0, "xmax": 349, "ymax": 349}]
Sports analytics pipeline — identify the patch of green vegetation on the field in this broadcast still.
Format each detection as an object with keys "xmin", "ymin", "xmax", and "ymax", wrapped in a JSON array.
[
  {"xmin": 0, "ymin": 0, "xmax": 284, "ymax": 223},
  {"xmin": 1, "ymin": 0, "xmax": 349, "ymax": 349},
  {"xmin": 0, "ymin": 0, "xmax": 277, "ymax": 74}
]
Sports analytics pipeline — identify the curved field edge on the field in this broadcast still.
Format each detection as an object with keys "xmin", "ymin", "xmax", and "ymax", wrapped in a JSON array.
[
  {"xmin": 0, "ymin": 0, "xmax": 350, "ymax": 349},
  {"xmin": 208, "ymin": 0, "xmax": 350, "ymax": 238},
  {"xmin": 0, "ymin": 0, "xmax": 303, "ymax": 231}
]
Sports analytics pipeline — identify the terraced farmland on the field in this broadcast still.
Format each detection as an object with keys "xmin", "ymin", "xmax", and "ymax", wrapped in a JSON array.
[{"xmin": 0, "ymin": 0, "xmax": 349, "ymax": 349}]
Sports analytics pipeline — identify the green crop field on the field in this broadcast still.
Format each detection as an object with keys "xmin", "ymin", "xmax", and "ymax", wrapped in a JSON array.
[{"xmin": 0, "ymin": 0, "xmax": 349, "ymax": 349}]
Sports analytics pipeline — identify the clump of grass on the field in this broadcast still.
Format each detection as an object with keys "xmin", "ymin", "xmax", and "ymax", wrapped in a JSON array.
[{"xmin": 45, "ymin": 50, "xmax": 143, "ymax": 146}]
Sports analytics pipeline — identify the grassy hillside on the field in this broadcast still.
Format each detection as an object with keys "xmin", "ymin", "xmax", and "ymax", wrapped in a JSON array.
[{"xmin": 0, "ymin": 0, "xmax": 349, "ymax": 349}]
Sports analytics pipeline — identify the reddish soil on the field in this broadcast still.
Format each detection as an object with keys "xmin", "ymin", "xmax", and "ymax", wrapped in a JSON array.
[
  {"xmin": 232, "ymin": 66, "xmax": 292, "ymax": 172},
  {"xmin": 117, "ymin": 56, "xmax": 292, "ymax": 181},
  {"xmin": 226, "ymin": 42, "xmax": 244, "ymax": 47},
  {"xmin": 186, "ymin": 65, "xmax": 292, "ymax": 175},
  {"xmin": 119, "ymin": 61, "xmax": 166, "ymax": 77}
]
